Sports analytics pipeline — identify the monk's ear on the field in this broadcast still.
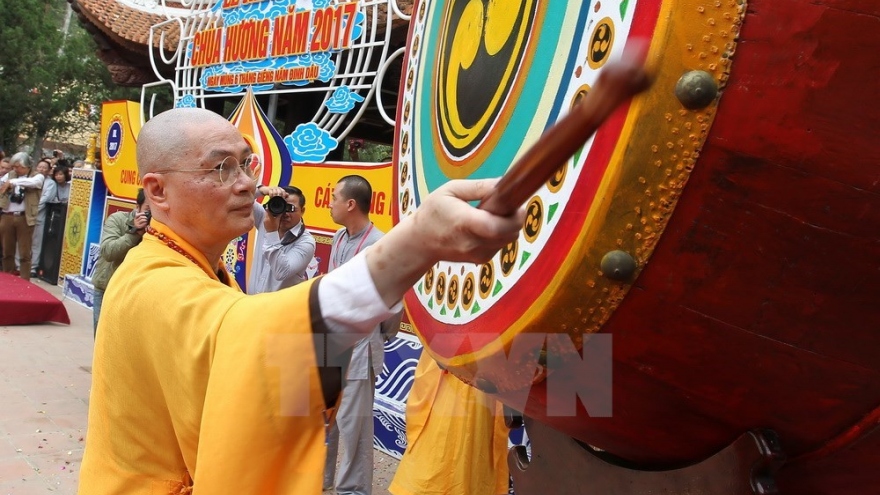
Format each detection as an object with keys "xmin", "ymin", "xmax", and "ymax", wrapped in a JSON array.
[{"xmin": 141, "ymin": 173, "xmax": 169, "ymax": 214}]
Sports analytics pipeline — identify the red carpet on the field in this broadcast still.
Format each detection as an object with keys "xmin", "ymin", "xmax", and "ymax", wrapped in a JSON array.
[{"xmin": 0, "ymin": 272, "xmax": 70, "ymax": 325}]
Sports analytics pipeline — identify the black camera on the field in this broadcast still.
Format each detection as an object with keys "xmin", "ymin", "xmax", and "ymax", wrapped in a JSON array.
[
  {"xmin": 128, "ymin": 210, "xmax": 151, "ymax": 234},
  {"xmin": 9, "ymin": 192, "xmax": 24, "ymax": 204},
  {"xmin": 266, "ymin": 196, "xmax": 295, "ymax": 216}
]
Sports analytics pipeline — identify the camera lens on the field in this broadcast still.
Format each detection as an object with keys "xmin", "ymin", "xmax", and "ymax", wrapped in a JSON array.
[{"xmin": 266, "ymin": 196, "xmax": 287, "ymax": 216}]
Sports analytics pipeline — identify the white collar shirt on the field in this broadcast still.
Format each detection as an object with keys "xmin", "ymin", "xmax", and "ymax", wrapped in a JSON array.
[{"xmin": 247, "ymin": 202, "xmax": 316, "ymax": 294}]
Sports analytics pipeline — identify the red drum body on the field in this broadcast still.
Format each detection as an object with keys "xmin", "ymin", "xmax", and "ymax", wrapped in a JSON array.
[{"xmin": 394, "ymin": 0, "xmax": 880, "ymax": 492}]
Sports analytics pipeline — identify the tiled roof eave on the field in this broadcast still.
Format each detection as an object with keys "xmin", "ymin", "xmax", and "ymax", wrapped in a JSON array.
[{"xmin": 75, "ymin": 0, "xmax": 181, "ymax": 51}]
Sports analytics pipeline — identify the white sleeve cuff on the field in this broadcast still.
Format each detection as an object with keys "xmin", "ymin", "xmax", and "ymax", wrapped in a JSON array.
[{"xmin": 318, "ymin": 251, "xmax": 402, "ymax": 335}]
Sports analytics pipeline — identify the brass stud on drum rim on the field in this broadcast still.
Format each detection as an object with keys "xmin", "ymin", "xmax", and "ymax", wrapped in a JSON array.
[
  {"xmin": 600, "ymin": 250, "xmax": 637, "ymax": 282},
  {"xmin": 674, "ymin": 70, "xmax": 718, "ymax": 110}
]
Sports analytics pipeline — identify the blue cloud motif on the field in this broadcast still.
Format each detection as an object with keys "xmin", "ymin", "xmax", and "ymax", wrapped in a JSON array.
[
  {"xmin": 312, "ymin": 0, "xmax": 331, "ymax": 8},
  {"xmin": 285, "ymin": 123, "xmax": 338, "ymax": 163},
  {"xmin": 215, "ymin": 0, "xmax": 294, "ymax": 21},
  {"xmin": 325, "ymin": 86, "xmax": 364, "ymax": 114},
  {"xmin": 279, "ymin": 53, "xmax": 336, "ymax": 87},
  {"xmin": 261, "ymin": 3, "xmax": 288, "ymax": 19},
  {"xmin": 313, "ymin": 53, "xmax": 336, "ymax": 81},
  {"xmin": 221, "ymin": 8, "xmax": 243, "ymax": 25},
  {"xmin": 176, "ymin": 94, "xmax": 197, "ymax": 108}
]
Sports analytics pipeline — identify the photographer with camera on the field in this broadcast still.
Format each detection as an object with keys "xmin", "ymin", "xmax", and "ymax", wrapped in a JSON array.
[
  {"xmin": 247, "ymin": 184, "xmax": 316, "ymax": 294},
  {"xmin": 91, "ymin": 188, "xmax": 150, "ymax": 335},
  {"xmin": 0, "ymin": 152, "xmax": 46, "ymax": 281}
]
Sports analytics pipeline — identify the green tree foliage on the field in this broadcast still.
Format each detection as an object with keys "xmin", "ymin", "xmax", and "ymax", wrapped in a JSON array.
[
  {"xmin": 342, "ymin": 139, "xmax": 393, "ymax": 163},
  {"xmin": 0, "ymin": 0, "xmax": 138, "ymax": 156}
]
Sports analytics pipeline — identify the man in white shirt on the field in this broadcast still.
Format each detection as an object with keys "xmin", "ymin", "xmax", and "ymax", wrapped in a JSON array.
[
  {"xmin": 0, "ymin": 152, "xmax": 46, "ymax": 280},
  {"xmin": 248, "ymin": 185, "xmax": 316, "ymax": 294}
]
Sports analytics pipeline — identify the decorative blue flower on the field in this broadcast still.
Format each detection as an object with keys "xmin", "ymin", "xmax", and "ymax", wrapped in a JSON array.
[
  {"xmin": 324, "ymin": 86, "xmax": 365, "ymax": 114},
  {"xmin": 349, "ymin": 11, "xmax": 366, "ymax": 43},
  {"xmin": 285, "ymin": 123, "xmax": 338, "ymax": 163},
  {"xmin": 176, "ymin": 95, "xmax": 197, "ymax": 108}
]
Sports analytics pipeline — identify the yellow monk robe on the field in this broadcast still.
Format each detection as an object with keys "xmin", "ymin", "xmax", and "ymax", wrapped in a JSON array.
[
  {"xmin": 80, "ymin": 220, "xmax": 327, "ymax": 494},
  {"xmin": 389, "ymin": 352, "xmax": 509, "ymax": 495}
]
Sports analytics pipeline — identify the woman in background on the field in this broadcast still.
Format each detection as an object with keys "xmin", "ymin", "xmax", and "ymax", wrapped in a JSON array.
[{"xmin": 32, "ymin": 166, "xmax": 71, "ymax": 277}]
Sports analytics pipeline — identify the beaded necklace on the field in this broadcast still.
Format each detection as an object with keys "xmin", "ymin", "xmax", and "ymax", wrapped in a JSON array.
[{"xmin": 146, "ymin": 225, "xmax": 199, "ymax": 266}]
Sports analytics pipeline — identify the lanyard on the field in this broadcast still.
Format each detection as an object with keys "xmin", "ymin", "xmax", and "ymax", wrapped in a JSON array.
[
  {"xmin": 330, "ymin": 223, "xmax": 374, "ymax": 271},
  {"xmin": 280, "ymin": 222, "xmax": 306, "ymax": 246}
]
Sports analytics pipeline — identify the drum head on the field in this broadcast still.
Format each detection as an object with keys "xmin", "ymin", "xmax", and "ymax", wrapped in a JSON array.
[{"xmin": 395, "ymin": 0, "xmax": 741, "ymax": 391}]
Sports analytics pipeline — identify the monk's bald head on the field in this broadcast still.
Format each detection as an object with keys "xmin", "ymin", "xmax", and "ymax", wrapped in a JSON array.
[{"xmin": 137, "ymin": 108, "xmax": 232, "ymax": 177}]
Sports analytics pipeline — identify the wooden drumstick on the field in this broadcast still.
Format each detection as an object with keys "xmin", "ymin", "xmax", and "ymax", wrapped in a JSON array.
[{"xmin": 478, "ymin": 58, "xmax": 653, "ymax": 216}]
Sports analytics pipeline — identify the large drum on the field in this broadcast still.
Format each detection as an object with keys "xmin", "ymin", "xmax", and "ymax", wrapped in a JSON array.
[{"xmin": 394, "ymin": 0, "xmax": 880, "ymax": 492}]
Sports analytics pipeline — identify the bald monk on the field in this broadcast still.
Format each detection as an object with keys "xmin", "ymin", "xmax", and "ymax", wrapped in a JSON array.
[{"xmin": 78, "ymin": 108, "xmax": 524, "ymax": 494}]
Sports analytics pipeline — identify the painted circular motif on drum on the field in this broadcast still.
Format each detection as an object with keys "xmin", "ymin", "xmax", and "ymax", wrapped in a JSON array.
[
  {"xmin": 523, "ymin": 196, "xmax": 544, "ymax": 243},
  {"xmin": 435, "ymin": 0, "xmax": 539, "ymax": 167},
  {"xmin": 398, "ymin": 0, "xmax": 654, "ymax": 331}
]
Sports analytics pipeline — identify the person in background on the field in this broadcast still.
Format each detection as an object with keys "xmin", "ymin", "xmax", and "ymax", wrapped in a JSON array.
[
  {"xmin": 30, "ymin": 159, "xmax": 55, "ymax": 277},
  {"xmin": 36, "ymin": 159, "xmax": 52, "ymax": 177},
  {"xmin": 51, "ymin": 149, "xmax": 64, "ymax": 167},
  {"xmin": 323, "ymin": 175, "xmax": 402, "ymax": 495},
  {"xmin": 0, "ymin": 158, "xmax": 9, "ymax": 261},
  {"xmin": 90, "ymin": 188, "xmax": 149, "ymax": 334},
  {"xmin": 32, "ymin": 166, "xmax": 71, "ymax": 276},
  {"xmin": 47, "ymin": 166, "xmax": 71, "ymax": 203},
  {"xmin": 248, "ymin": 185, "xmax": 316, "ymax": 294},
  {"xmin": 0, "ymin": 152, "xmax": 45, "ymax": 280}
]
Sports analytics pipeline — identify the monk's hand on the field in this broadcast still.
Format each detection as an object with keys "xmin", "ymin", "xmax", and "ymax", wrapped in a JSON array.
[
  {"xmin": 364, "ymin": 178, "xmax": 525, "ymax": 308},
  {"xmin": 422, "ymin": 179, "xmax": 525, "ymax": 263},
  {"xmin": 410, "ymin": 179, "xmax": 525, "ymax": 265}
]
